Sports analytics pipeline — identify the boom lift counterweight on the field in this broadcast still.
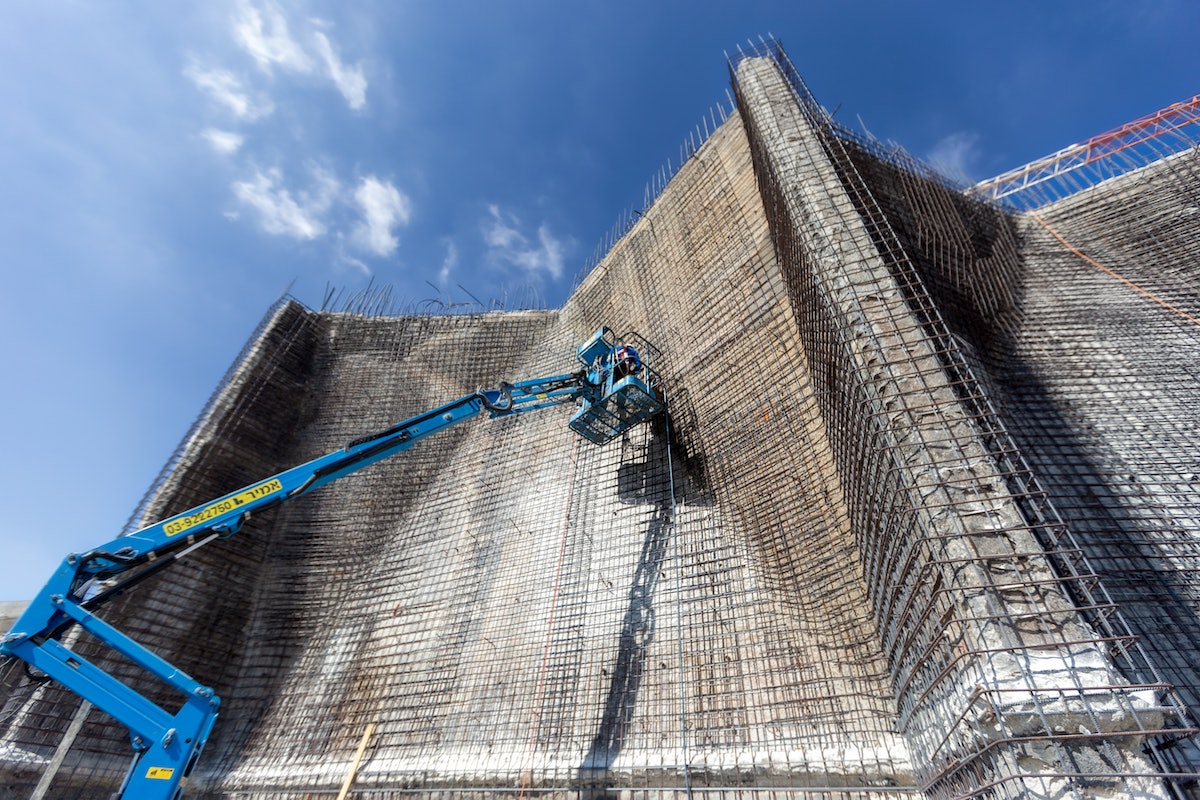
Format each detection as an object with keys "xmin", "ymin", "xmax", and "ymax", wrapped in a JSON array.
[{"xmin": 1, "ymin": 327, "xmax": 662, "ymax": 800}]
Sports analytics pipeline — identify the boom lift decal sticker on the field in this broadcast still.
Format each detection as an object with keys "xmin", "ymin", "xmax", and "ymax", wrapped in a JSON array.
[{"xmin": 163, "ymin": 479, "xmax": 284, "ymax": 537}]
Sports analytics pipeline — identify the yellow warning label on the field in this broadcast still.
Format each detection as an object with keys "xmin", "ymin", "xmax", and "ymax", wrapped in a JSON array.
[
  {"xmin": 163, "ymin": 479, "xmax": 283, "ymax": 537},
  {"xmin": 146, "ymin": 766, "xmax": 175, "ymax": 780}
]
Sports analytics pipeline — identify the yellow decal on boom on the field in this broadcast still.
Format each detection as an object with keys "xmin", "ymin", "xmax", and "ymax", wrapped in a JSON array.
[
  {"xmin": 163, "ymin": 479, "xmax": 284, "ymax": 537},
  {"xmin": 146, "ymin": 766, "xmax": 175, "ymax": 780}
]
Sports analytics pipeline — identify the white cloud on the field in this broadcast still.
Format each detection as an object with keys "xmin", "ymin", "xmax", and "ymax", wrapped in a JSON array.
[
  {"xmin": 927, "ymin": 131, "xmax": 981, "ymax": 182},
  {"xmin": 185, "ymin": 64, "xmax": 272, "ymax": 120},
  {"xmin": 482, "ymin": 205, "xmax": 568, "ymax": 281},
  {"xmin": 351, "ymin": 176, "xmax": 411, "ymax": 256},
  {"xmin": 229, "ymin": 2, "xmax": 368, "ymax": 111},
  {"xmin": 228, "ymin": 168, "xmax": 409, "ymax": 256},
  {"xmin": 483, "ymin": 204, "xmax": 521, "ymax": 249},
  {"xmin": 233, "ymin": 0, "xmax": 312, "ymax": 74},
  {"xmin": 335, "ymin": 248, "xmax": 371, "ymax": 277},
  {"xmin": 232, "ymin": 165, "xmax": 339, "ymax": 240},
  {"xmin": 438, "ymin": 240, "xmax": 458, "ymax": 285},
  {"xmin": 313, "ymin": 31, "xmax": 367, "ymax": 110},
  {"xmin": 201, "ymin": 128, "xmax": 244, "ymax": 155}
]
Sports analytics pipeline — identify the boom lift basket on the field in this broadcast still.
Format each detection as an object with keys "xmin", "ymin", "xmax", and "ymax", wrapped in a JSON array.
[{"xmin": 569, "ymin": 327, "xmax": 663, "ymax": 445}]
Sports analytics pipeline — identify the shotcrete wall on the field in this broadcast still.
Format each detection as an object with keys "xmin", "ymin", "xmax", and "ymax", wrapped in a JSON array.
[
  {"xmin": 846, "ymin": 124, "xmax": 1200, "ymax": 786},
  {"xmin": 732, "ymin": 53, "xmax": 1183, "ymax": 798},
  {"xmin": 2, "ymin": 41, "xmax": 1198, "ymax": 800}
]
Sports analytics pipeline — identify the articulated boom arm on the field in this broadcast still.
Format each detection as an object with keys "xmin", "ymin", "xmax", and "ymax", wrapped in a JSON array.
[{"xmin": 1, "ymin": 327, "xmax": 661, "ymax": 800}]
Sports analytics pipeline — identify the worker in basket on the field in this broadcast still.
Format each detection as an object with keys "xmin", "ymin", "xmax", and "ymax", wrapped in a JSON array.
[{"xmin": 613, "ymin": 342, "xmax": 642, "ymax": 380}]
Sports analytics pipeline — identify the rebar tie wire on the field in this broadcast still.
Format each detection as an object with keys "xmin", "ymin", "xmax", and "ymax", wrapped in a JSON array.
[
  {"xmin": 663, "ymin": 390, "xmax": 693, "ymax": 798},
  {"xmin": 1029, "ymin": 210, "xmax": 1200, "ymax": 329}
]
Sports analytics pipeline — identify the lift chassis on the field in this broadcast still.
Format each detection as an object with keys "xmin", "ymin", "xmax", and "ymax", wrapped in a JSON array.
[{"xmin": 1, "ymin": 327, "xmax": 662, "ymax": 800}]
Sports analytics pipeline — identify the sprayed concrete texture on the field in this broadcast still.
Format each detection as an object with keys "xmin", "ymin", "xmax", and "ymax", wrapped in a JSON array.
[
  {"xmin": 3, "ymin": 45, "xmax": 1199, "ymax": 800},
  {"xmin": 0, "ymin": 608, "xmax": 24, "ymax": 642}
]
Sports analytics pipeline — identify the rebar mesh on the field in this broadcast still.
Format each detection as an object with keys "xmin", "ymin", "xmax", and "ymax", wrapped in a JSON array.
[
  {"xmin": 827, "ymin": 69, "xmax": 1200, "ymax": 798},
  {"xmin": 3, "ymin": 37, "xmax": 1199, "ymax": 800},
  {"xmin": 730, "ymin": 39, "xmax": 1197, "ymax": 799}
]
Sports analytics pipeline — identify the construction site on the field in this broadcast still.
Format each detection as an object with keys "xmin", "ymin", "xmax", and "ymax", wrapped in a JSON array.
[{"xmin": 2, "ymin": 38, "xmax": 1199, "ymax": 800}]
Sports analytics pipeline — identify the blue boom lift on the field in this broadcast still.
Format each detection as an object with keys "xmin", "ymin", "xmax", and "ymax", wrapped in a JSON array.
[{"xmin": 1, "ymin": 327, "xmax": 662, "ymax": 800}]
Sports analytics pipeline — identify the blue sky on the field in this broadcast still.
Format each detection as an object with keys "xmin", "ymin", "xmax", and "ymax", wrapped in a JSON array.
[{"xmin": 2, "ymin": 1, "xmax": 1198, "ymax": 601}]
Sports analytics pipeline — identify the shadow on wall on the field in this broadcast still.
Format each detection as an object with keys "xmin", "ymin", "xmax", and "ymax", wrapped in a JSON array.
[
  {"xmin": 576, "ymin": 498, "xmax": 673, "ymax": 797},
  {"xmin": 617, "ymin": 395, "xmax": 710, "ymax": 506},
  {"xmin": 578, "ymin": 408, "xmax": 703, "ymax": 795}
]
